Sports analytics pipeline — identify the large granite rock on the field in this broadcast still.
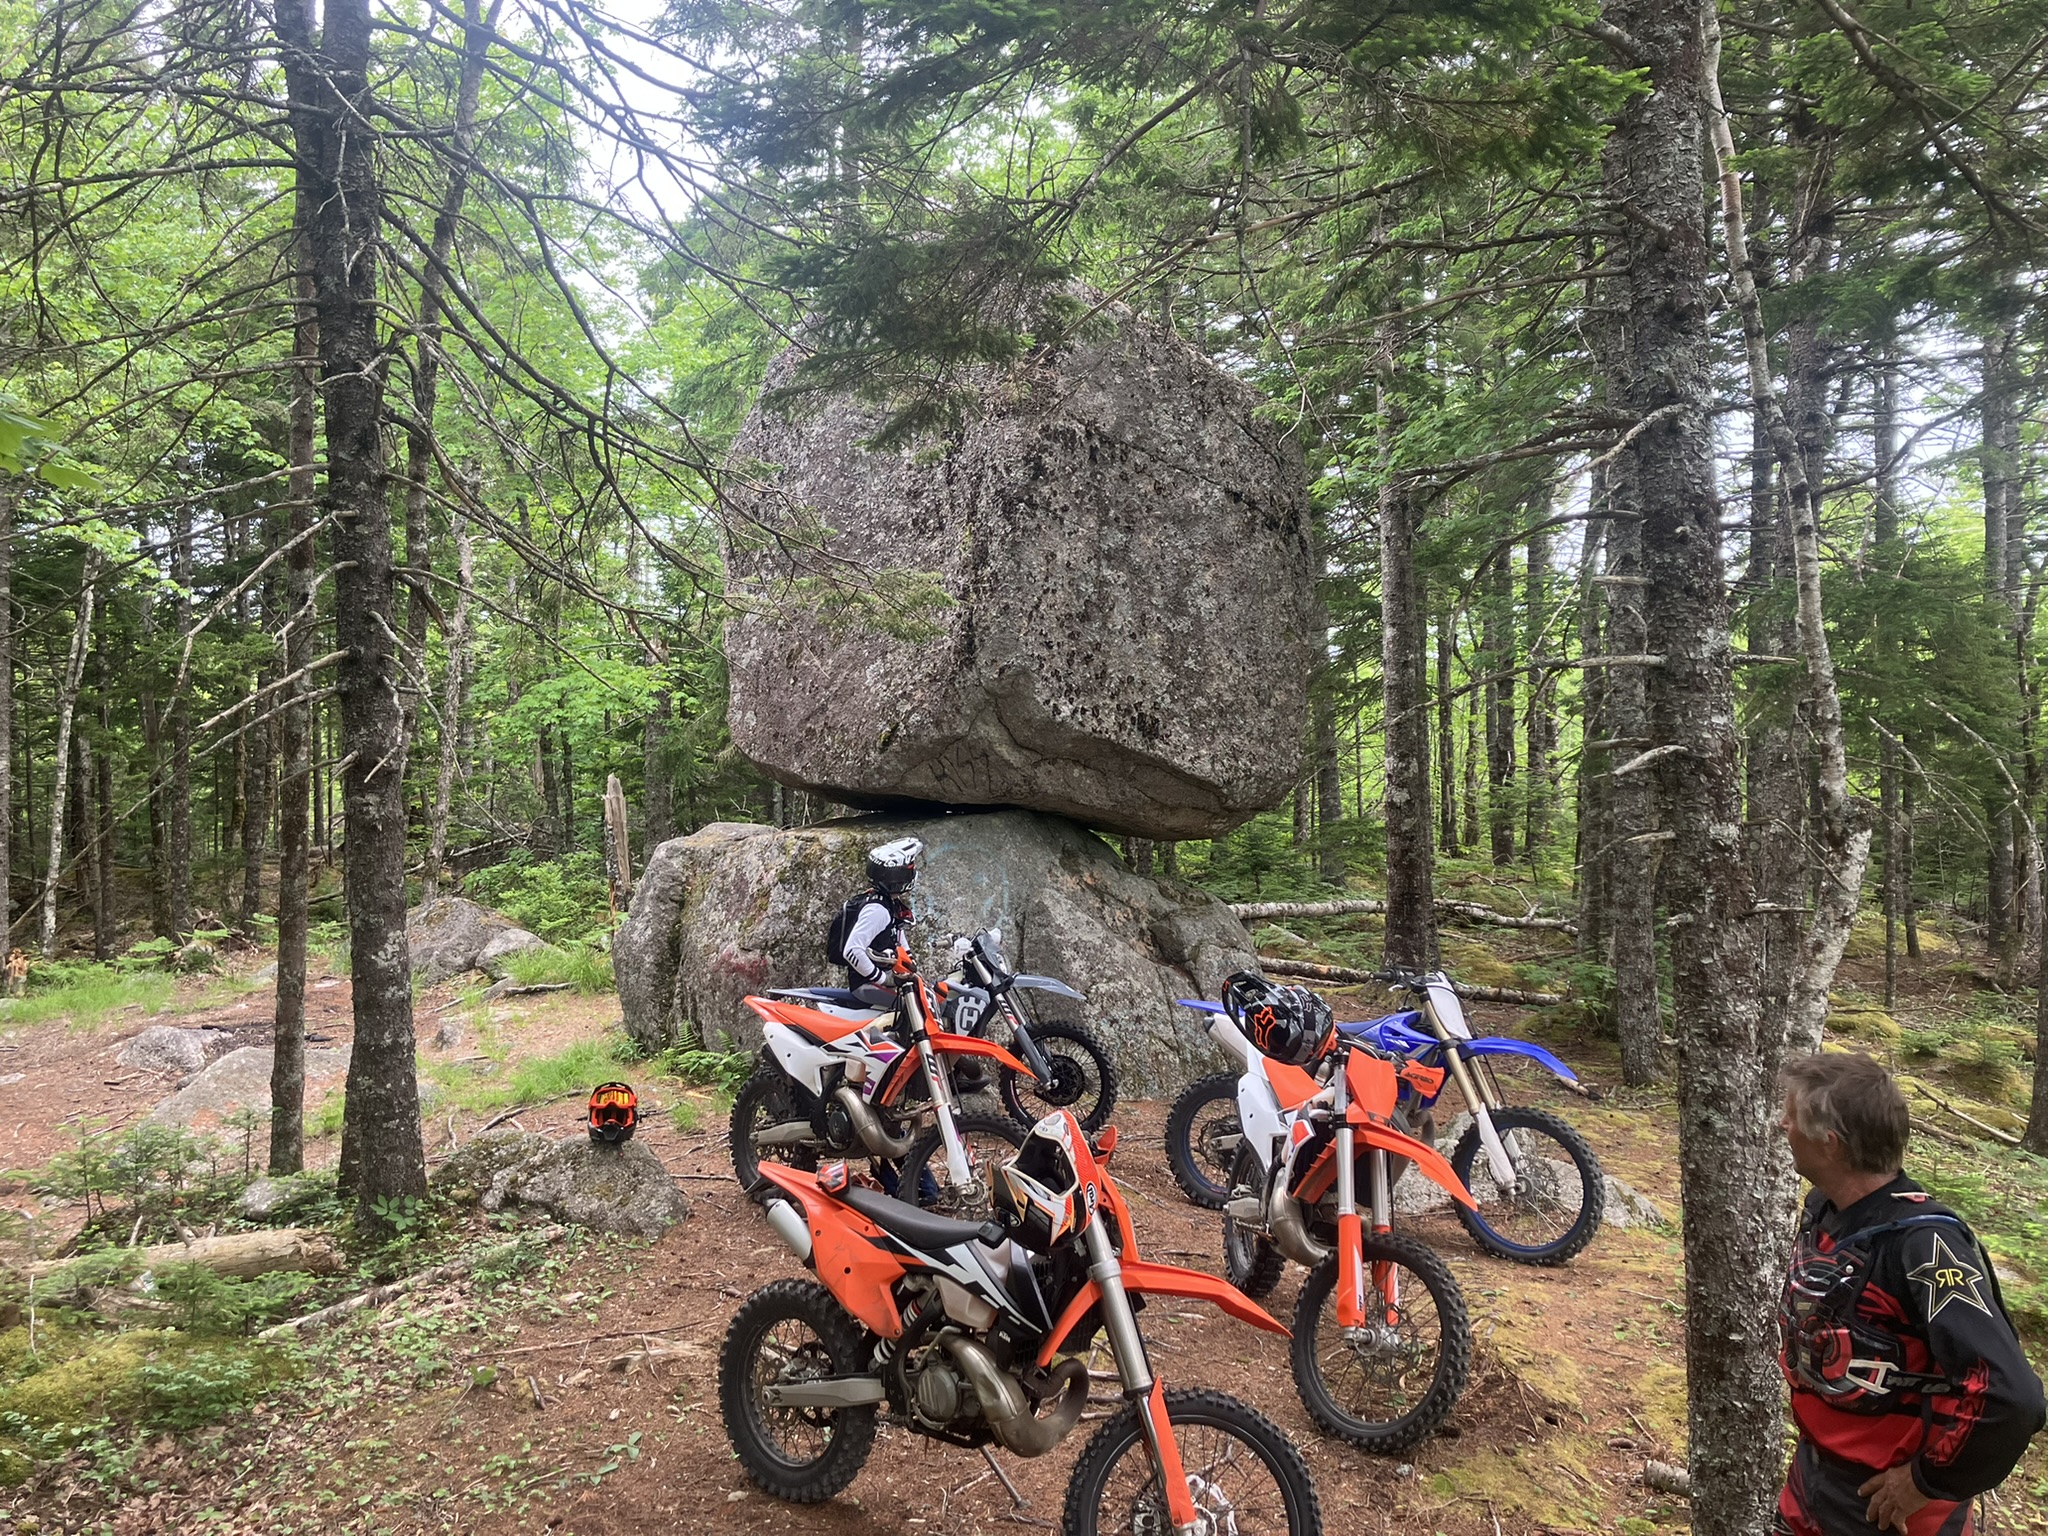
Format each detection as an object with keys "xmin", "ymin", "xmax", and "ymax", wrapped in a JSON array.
[
  {"xmin": 144, "ymin": 1045, "xmax": 348, "ymax": 1129},
  {"xmin": 723, "ymin": 305, "xmax": 1318, "ymax": 841},
  {"xmin": 431, "ymin": 1130, "xmax": 690, "ymax": 1240},
  {"xmin": 614, "ymin": 810, "xmax": 1256, "ymax": 1096}
]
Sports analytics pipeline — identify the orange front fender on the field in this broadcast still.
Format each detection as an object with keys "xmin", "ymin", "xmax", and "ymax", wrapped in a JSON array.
[
  {"xmin": 1035, "ymin": 1259, "xmax": 1289, "ymax": 1367},
  {"xmin": 752, "ymin": 1163, "xmax": 908, "ymax": 1339},
  {"xmin": 928, "ymin": 1031, "xmax": 1036, "ymax": 1078},
  {"xmin": 1360, "ymin": 1121, "xmax": 1478, "ymax": 1210}
]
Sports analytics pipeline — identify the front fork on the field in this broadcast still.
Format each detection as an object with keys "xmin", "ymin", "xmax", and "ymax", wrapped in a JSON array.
[
  {"xmin": 1000, "ymin": 995, "xmax": 1054, "ymax": 1083},
  {"xmin": 1084, "ymin": 1221, "xmax": 1200, "ymax": 1535},
  {"xmin": 908, "ymin": 995, "xmax": 974, "ymax": 1187},
  {"xmin": 1334, "ymin": 1064, "xmax": 1397, "ymax": 1330},
  {"xmin": 1441, "ymin": 1045, "xmax": 1518, "ymax": 1188}
]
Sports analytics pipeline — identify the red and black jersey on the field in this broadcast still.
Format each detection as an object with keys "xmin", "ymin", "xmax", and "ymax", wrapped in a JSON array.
[{"xmin": 1779, "ymin": 1175, "xmax": 2044, "ymax": 1503}]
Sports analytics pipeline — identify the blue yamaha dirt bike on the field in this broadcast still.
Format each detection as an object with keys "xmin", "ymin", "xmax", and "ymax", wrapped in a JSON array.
[{"xmin": 1165, "ymin": 966, "xmax": 1604, "ymax": 1266}]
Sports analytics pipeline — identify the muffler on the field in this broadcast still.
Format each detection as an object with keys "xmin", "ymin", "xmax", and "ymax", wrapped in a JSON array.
[
  {"xmin": 835, "ymin": 1084, "xmax": 915, "ymax": 1159},
  {"xmin": 942, "ymin": 1337, "xmax": 1088, "ymax": 1458},
  {"xmin": 764, "ymin": 1199, "xmax": 812, "ymax": 1264},
  {"xmin": 752, "ymin": 1120, "xmax": 817, "ymax": 1148},
  {"xmin": 1267, "ymin": 1183, "xmax": 1330, "ymax": 1268}
]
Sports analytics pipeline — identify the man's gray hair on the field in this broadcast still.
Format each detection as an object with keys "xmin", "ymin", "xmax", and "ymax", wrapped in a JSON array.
[{"xmin": 1779, "ymin": 1052, "xmax": 1910, "ymax": 1175}]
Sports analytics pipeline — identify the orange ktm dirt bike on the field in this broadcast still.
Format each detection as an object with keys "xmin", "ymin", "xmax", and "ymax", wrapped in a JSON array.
[
  {"xmin": 722, "ymin": 1111, "xmax": 1323, "ymax": 1536},
  {"xmin": 729, "ymin": 944, "xmax": 1037, "ymax": 1218},
  {"xmin": 1209, "ymin": 1008, "xmax": 1478, "ymax": 1455}
]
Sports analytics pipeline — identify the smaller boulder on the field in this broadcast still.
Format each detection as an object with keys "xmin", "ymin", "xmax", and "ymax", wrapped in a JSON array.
[
  {"xmin": 235, "ymin": 1172, "xmax": 329, "ymax": 1222},
  {"xmin": 144, "ymin": 1045, "xmax": 348, "ymax": 1128},
  {"xmin": 116, "ymin": 1026, "xmax": 209, "ymax": 1080},
  {"xmin": 408, "ymin": 896, "xmax": 519, "ymax": 986},
  {"xmin": 173, "ymin": 940, "xmax": 221, "ymax": 975},
  {"xmin": 476, "ymin": 928, "xmax": 550, "ymax": 980},
  {"xmin": 432, "ymin": 1129, "xmax": 689, "ymax": 1239}
]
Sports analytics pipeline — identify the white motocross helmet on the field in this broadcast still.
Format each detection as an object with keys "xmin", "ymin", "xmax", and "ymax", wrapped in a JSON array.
[{"xmin": 866, "ymin": 836, "xmax": 924, "ymax": 896}]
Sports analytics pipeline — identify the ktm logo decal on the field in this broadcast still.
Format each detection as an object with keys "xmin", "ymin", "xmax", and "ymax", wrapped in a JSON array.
[{"xmin": 1908, "ymin": 1234, "xmax": 1991, "ymax": 1320}]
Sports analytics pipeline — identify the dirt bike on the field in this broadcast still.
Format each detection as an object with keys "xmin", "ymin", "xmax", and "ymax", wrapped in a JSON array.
[
  {"xmin": 1187, "ymin": 1000, "xmax": 1476, "ymax": 1454},
  {"xmin": 724, "ymin": 1110, "xmax": 1323, "ymax": 1535},
  {"xmin": 1167, "ymin": 970, "xmax": 1604, "ymax": 1266},
  {"xmin": 939, "ymin": 927, "xmax": 1119, "ymax": 1133},
  {"xmin": 729, "ymin": 944, "xmax": 1033, "ymax": 1220}
]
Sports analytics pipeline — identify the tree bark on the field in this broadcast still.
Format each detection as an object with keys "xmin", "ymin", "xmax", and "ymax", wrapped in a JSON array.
[
  {"xmin": 1604, "ymin": 462, "xmax": 1661, "ymax": 1087},
  {"xmin": 1313, "ymin": 686, "xmax": 1343, "ymax": 882},
  {"xmin": 169, "ymin": 505, "xmax": 193, "ymax": 940},
  {"xmin": 40, "ymin": 555, "xmax": 97, "ymax": 959},
  {"xmin": 1378, "ymin": 320, "xmax": 1437, "ymax": 972},
  {"xmin": 1575, "ymin": 514, "xmax": 1609, "ymax": 965},
  {"xmin": 1603, "ymin": 2, "xmax": 1785, "ymax": 1525},
  {"xmin": 94, "ymin": 675, "xmax": 115, "ymax": 963},
  {"xmin": 0, "ymin": 485, "xmax": 12, "ymax": 936},
  {"xmin": 1525, "ymin": 513, "xmax": 1553, "ymax": 856},
  {"xmin": 422, "ymin": 513, "xmax": 472, "ymax": 901},
  {"xmin": 277, "ymin": 0, "xmax": 425, "ymax": 1221},
  {"xmin": 1703, "ymin": 17, "xmax": 1872, "ymax": 1057},
  {"xmin": 270, "ymin": 202, "xmax": 319, "ymax": 1178},
  {"xmin": 1435, "ymin": 602, "xmax": 1459, "ymax": 857},
  {"xmin": 1484, "ymin": 556, "xmax": 1517, "ymax": 867}
]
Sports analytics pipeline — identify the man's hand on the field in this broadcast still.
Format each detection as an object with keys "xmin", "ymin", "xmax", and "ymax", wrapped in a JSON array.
[{"xmin": 1857, "ymin": 1462, "xmax": 1930, "ymax": 1533}]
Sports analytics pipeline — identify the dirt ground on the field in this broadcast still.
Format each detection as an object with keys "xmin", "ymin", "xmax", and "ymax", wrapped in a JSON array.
[{"xmin": 2, "ymin": 961, "xmax": 2046, "ymax": 1535}]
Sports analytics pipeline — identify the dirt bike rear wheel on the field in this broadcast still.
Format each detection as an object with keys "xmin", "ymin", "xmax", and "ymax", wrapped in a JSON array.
[
  {"xmin": 1062, "ymin": 1387, "xmax": 1323, "ymax": 1536},
  {"xmin": 1220, "ymin": 1142, "xmax": 1287, "ymax": 1299},
  {"xmin": 729, "ymin": 1063, "xmax": 819, "ymax": 1195},
  {"xmin": 1164, "ymin": 1071, "xmax": 1242, "ymax": 1209},
  {"xmin": 1291, "ymin": 1233, "xmax": 1470, "ymax": 1455},
  {"xmin": 718, "ymin": 1278, "xmax": 876, "ymax": 1502}
]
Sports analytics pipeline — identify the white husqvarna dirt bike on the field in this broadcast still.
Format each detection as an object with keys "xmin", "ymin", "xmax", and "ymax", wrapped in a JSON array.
[{"xmin": 729, "ymin": 944, "xmax": 1034, "ymax": 1219}]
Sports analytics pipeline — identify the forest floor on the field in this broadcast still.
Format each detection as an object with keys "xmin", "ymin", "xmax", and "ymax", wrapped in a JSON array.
[{"xmin": 0, "ymin": 916, "xmax": 2045, "ymax": 1534}]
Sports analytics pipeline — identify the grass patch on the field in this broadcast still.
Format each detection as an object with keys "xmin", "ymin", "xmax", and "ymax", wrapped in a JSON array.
[
  {"xmin": 0, "ymin": 964, "xmax": 175, "ymax": 1031},
  {"xmin": 500, "ymin": 943, "xmax": 613, "ymax": 994},
  {"xmin": 307, "ymin": 1090, "xmax": 346, "ymax": 1139},
  {"xmin": 423, "ymin": 1038, "xmax": 630, "ymax": 1115}
]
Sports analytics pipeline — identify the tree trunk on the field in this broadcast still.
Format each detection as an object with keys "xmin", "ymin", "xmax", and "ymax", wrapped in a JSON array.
[
  {"xmin": 1378, "ymin": 329, "xmax": 1437, "ymax": 971},
  {"xmin": 0, "ymin": 486, "xmax": 12, "ymax": 936},
  {"xmin": 238, "ymin": 697, "xmax": 271, "ymax": 938},
  {"xmin": 1575, "ymin": 515, "xmax": 1609, "ymax": 965},
  {"xmin": 1902, "ymin": 757, "xmax": 1921, "ymax": 958},
  {"xmin": 422, "ymin": 514, "xmax": 472, "ymax": 901},
  {"xmin": 278, "ymin": 0, "xmax": 424, "ymax": 1221},
  {"xmin": 1604, "ymin": 465, "xmax": 1661, "ymax": 1087},
  {"xmin": 169, "ymin": 506, "xmax": 193, "ymax": 940},
  {"xmin": 1314, "ymin": 686, "xmax": 1344, "ymax": 882},
  {"xmin": 1875, "ymin": 346, "xmax": 1901, "ymax": 1010},
  {"xmin": 1525, "ymin": 514, "xmax": 1553, "ymax": 857},
  {"xmin": 1982, "ymin": 327, "xmax": 2018, "ymax": 963},
  {"xmin": 1484, "ymin": 557, "xmax": 1516, "ymax": 867},
  {"xmin": 1435, "ymin": 604, "xmax": 1459, "ymax": 857},
  {"xmin": 40, "ymin": 557, "xmax": 97, "ymax": 959},
  {"xmin": 270, "ymin": 204, "xmax": 319, "ymax": 1178},
  {"xmin": 94, "ymin": 676, "xmax": 115, "ymax": 963},
  {"xmin": 1604, "ymin": 2, "xmax": 1785, "ymax": 1526},
  {"xmin": 559, "ymin": 730, "xmax": 574, "ymax": 851},
  {"xmin": 538, "ymin": 725, "xmax": 562, "ymax": 854},
  {"xmin": 1461, "ymin": 675, "xmax": 1480, "ymax": 853}
]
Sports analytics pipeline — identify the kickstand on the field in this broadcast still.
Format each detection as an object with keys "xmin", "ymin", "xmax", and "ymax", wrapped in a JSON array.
[{"xmin": 982, "ymin": 1444, "xmax": 1028, "ymax": 1509}]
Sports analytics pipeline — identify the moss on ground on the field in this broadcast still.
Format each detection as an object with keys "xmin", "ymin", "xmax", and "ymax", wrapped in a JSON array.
[{"xmin": 1428, "ymin": 1432, "xmax": 1607, "ymax": 1528}]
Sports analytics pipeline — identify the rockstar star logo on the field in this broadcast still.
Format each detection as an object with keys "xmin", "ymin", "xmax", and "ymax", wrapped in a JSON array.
[{"xmin": 1908, "ymin": 1233, "xmax": 1991, "ymax": 1320}]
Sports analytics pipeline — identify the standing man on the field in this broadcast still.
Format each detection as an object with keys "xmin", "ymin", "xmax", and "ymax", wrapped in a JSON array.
[{"xmin": 1777, "ymin": 1052, "xmax": 2044, "ymax": 1534}]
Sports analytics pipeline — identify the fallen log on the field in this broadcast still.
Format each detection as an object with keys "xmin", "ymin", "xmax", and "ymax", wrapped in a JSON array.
[
  {"xmin": 1231, "ymin": 897, "xmax": 1577, "ymax": 934},
  {"xmin": 25, "ymin": 1226, "xmax": 343, "ymax": 1284},
  {"xmin": 1255, "ymin": 956, "xmax": 1564, "ymax": 1008}
]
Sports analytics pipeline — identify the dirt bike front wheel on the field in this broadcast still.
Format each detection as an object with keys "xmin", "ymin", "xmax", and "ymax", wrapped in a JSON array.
[
  {"xmin": 718, "ymin": 1278, "xmax": 877, "ymax": 1503},
  {"xmin": 1449, "ymin": 1105, "xmax": 1606, "ymax": 1265},
  {"xmin": 998, "ymin": 1019, "xmax": 1119, "ymax": 1133},
  {"xmin": 898, "ymin": 1111, "xmax": 1024, "ymax": 1222},
  {"xmin": 1063, "ymin": 1387, "xmax": 1323, "ymax": 1536},
  {"xmin": 1291, "ymin": 1233, "xmax": 1470, "ymax": 1455}
]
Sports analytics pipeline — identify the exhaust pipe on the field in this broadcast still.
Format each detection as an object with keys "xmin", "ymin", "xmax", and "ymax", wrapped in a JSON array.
[
  {"xmin": 1267, "ymin": 1183, "xmax": 1330, "ymax": 1269},
  {"xmin": 764, "ymin": 1199, "xmax": 813, "ymax": 1264},
  {"xmin": 752, "ymin": 1120, "xmax": 817, "ymax": 1149},
  {"xmin": 942, "ymin": 1337, "xmax": 1088, "ymax": 1458},
  {"xmin": 835, "ymin": 1084, "xmax": 915, "ymax": 1159}
]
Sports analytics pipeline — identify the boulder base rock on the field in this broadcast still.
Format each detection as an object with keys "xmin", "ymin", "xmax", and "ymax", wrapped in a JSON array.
[
  {"xmin": 431, "ymin": 1130, "xmax": 689, "ymax": 1239},
  {"xmin": 476, "ymin": 927, "xmax": 550, "ymax": 980},
  {"xmin": 407, "ymin": 897, "xmax": 523, "ymax": 985},
  {"xmin": 615, "ymin": 810, "xmax": 1256, "ymax": 1096},
  {"xmin": 724, "ymin": 306, "xmax": 1317, "ymax": 841},
  {"xmin": 116, "ymin": 1025, "xmax": 211, "ymax": 1079},
  {"xmin": 145, "ymin": 1045, "xmax": 348, "ymax": 1128}
]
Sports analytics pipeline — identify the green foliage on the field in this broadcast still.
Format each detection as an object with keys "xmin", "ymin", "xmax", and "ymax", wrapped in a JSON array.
[
  {"xmin": 421, "ymin": 1037, "xmax": 632, "ymax": 1115},
  {"xmin": 654, "ymin": 1046, "xmax": 753, "ymax": 1095},
  {"xmin": 499, "ymin": 941, "xmax": 614, "ymax": 994},
  {"xmin": 22, "ymin": 1122, "xmax": 256, "ymax": 1246},
  {"xmin": 0, "ymin": 1328, "xmax": 288, "ymax": 1434},
  {"xmin": 464, "ymin": 854, "xmax": 612, "ymax": 943}
]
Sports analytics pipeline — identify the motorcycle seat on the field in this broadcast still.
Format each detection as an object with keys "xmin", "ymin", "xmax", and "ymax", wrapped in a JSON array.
[{"xmin": 839, "ymin": 1184, "xmax": 1005, "ymax": 1252}]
